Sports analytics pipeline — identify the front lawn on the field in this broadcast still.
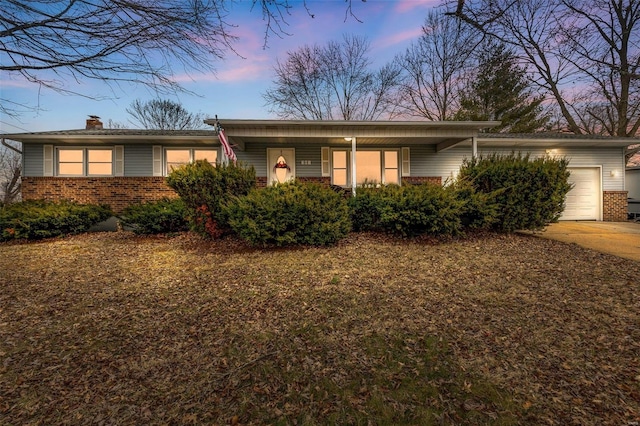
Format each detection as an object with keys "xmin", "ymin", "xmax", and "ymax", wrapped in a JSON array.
[{"xmin": 1, "ymin": 232, "xmax": 638, "ymax": 425}]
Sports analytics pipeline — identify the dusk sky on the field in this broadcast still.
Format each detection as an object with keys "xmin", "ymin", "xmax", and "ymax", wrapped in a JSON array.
[{"xmin": 1, "ymin": 0, "xmax": 442, "ymax": 134}]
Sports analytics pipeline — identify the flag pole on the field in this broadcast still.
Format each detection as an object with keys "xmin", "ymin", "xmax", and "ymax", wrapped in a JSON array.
[{"xmin": 214, "ymin": 115, "xmax": 237, "ymax": 163}]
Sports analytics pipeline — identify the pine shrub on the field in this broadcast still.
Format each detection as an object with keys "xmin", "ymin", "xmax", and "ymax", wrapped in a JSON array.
[
  {"xmin": 458, "ymin": 153, "xmax": 572, "ymax": 232},
  {"xmin": 226, "ymin": 181, "xmax": 351, "ymax": 246},
  {"xmin": 0, "ymin": 200, "xmax": 112, "ymax": 241},
  {"xmin": 166, "ymin": 160, "xmax": 256, "ymax": 237},
  {"xmin": 119, "ymin": 197, "xmax": 188, "ymax": 234},
  {"xmin": 349, "ymin": 183, "xmax": 468, "ymax": 237}
]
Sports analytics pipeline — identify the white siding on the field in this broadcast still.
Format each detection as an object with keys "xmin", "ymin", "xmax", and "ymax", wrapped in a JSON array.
[
  {"xmin": 478, "ymin": 146, "xmax": 624, "ymax": 191},
  {"xmin": 410, "ymin": 146, "xmax": 467, "ymax": 183}
]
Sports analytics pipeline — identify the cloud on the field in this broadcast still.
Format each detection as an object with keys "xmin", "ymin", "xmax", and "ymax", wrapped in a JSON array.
[
  {"xmin": 374, "ymin": 27, "xmax": 424, "ymax": 50},
  {"xmin": 0, "ymin": 73, "xmax": 41, "ymax": 89},
  {"xmin": 394, "ymin": 0, "xmax": 439, "ymax": 14}
]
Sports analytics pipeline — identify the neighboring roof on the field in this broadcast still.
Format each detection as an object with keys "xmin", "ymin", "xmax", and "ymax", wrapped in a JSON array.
[{"xmin": 2, "ymin": 129, "xmax": 219, "ymax": 145}]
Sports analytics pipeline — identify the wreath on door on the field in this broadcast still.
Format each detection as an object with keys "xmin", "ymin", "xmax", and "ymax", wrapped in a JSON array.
[{"xmin": 273, "ymin": 155, "xmax": 291, "ymax": 172}]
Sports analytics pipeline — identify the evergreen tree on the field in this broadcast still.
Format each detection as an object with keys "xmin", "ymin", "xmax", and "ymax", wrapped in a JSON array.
[{"xmin": 455, "ymin": 43, "xmax": 549, "ymax": 133}]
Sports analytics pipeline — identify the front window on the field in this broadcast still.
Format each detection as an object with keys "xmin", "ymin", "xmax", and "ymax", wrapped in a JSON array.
[
  {"xmin": 332, "ymin": 151, "xmax": 348, "ymax": 186},
  {"xmin": 88, "ymin": 149, "xmax": 113, "ymax": 175},
  {"xmin": 331, "ymin": 150, "xmax": 400, "ymax": 186},
  {"xmin": 165, "ymin": 148, "xmax": 217, "ymax": 174},
  {"xmin": 57, "ymin": 148, "xmax": 113, "ymax": 176}
]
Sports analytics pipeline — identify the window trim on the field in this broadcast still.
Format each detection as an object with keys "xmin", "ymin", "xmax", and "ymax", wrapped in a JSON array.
[
  {"xmin": 56, "ymin": 147, "xmax": 115, "ymax": 177},
  {"xmin": 330, "ymin": 148, "xmax": 402, "ymax": 187},
  {"xmin": 163, "ymin": 147, "xmax": 219, "ymax": 176}
]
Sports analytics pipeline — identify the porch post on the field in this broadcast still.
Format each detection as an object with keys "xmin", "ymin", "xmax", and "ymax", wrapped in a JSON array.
[
  {"xmin": 472, "ymin": 136, "xmax": 478, "ymax": 158},
  {"xmin": 351, "ymin": 137, "xmax": 357, "ymax": 196}
]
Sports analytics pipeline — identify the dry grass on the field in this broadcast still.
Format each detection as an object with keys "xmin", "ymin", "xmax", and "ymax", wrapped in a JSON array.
[{"xmin": 0, "ymin": 231, "xmax": 638, "ymax": 425}]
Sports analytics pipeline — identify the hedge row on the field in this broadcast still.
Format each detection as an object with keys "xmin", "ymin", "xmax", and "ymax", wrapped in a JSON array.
[
  {"xmin": 3, "ymin": 153, "xmax": 571, "ymax": 244},
  {"xmin": 119, "ymin": 197, "xmax": 189, "ymax": 235},
  {"xmin": 0, "ymin": 200, "xmax": 112, "ymax": 241},
  {"xmin": 349, "ymin": 179, "xmax": 499, "ymax": 237}
]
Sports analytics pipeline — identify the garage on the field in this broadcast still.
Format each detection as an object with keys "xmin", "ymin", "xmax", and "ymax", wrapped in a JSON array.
[{"xmin": 561, "ymin": 167, "xmax": 601, "ymax": 220}]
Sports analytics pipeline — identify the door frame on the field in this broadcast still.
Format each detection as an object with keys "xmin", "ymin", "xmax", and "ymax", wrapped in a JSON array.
[{"xmin": 267, "ymin": 148, "xmax": 296, "ymax": 185}]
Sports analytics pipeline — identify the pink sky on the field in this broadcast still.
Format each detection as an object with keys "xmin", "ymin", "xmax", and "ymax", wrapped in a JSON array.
[{"xmin": 1, "ymin": 0, "xmax": 440, "ymax": 133}]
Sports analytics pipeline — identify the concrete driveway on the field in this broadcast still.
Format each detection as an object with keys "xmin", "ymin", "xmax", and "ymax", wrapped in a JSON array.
[{"xmin": 534, "ymin": 221, "xmax": 640, "ymax": 262}]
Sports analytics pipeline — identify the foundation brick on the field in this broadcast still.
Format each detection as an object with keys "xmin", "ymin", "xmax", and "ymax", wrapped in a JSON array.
[
  {"xmin": 256, "ymin": 176, "xmax": 331, "ymax": 187},
  {"xmin": 603, "ymin": 191, "xmax": 628, "ymax": 222},
  {"xmin": 402, "ymin": 176, "xmax": 443, "ymax": 185},
  {"xmin": 22, "ymin": 177, "xmax": 177, "ymax": 213}
]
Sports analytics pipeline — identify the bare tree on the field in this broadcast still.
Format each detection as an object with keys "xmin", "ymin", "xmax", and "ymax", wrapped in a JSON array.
[
  {"xmin": 445, "ymin": 0, "xmax": 640, "ymax": 138},
  {"xmin": 126, "ymin": 99, "xmax": 207, "ymax": 130},
  {"xmin": 396, "ymin": 11, "xmax": 481, "ymax": 120},
  {"xmin": 263, "ymin": 35, "xmax": 401, "ymax": 120},
  {"xmin": 1, "ymin": 0, "xmax": 366, "ymax": 117},
  {"xmin": 0, "ymin": 140, "xmax": 22, "ymax": 204}
]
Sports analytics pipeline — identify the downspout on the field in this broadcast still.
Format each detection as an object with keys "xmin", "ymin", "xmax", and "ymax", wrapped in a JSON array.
[
  {"xmin": 472, "ymin": 135, "xmax": 478, "ymax": 159},
  {"xmin": 350, "ymin": 137, "xmax": 357, "ymax": 196},
  {"xmin": 2, "ymin": 138, "xmax": 23, "ymax": 155}
]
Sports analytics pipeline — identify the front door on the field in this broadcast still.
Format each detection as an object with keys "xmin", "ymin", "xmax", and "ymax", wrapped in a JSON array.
[{"xmin": 267, "ymin": 148, "xmax": 295, "ymax": 185}]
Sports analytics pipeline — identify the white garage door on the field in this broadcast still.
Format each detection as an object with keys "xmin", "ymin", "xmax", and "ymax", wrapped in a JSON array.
[{"xmin": 561, "ymin": 168, "xmax": 600, "ymax": 220}]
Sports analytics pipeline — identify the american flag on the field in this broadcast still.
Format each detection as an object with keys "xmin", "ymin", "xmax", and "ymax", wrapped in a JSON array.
[{"xmin": 217, "ymin": 124, "xmax": 237, "ymax": 162}]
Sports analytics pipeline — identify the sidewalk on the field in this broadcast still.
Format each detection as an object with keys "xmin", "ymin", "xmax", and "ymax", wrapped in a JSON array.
[{"xmin": 534, "ymin": 221, "xmax": 640, "ymax": 262}]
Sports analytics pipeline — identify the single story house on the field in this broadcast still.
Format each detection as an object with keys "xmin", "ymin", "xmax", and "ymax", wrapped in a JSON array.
[{"xmin": 4, "ymin": 117, "xmax": 633, "ymax": 221}]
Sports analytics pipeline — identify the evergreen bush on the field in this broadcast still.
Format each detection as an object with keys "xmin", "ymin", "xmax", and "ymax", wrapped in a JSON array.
[
  {"xmin": 119, "ymin": 197, "xmax": 188, "ymax": 234},
  {"xmin": 458, "ymin": 153, "xmax": 572, "ymax": 231},
  {"xmin": 0, "ymin": 200, "xmax": 112, "ymax": 241},
  {"xmin": 349, "ymin": 183, "xmax": 469, "ymax": 237},
  {"xmin": 226, "ymin": 181, "xmax": 351, "ymax": 246},
  {"xmin": 166, "ymin": 160, "xmax": 256, "ymax": 238}
]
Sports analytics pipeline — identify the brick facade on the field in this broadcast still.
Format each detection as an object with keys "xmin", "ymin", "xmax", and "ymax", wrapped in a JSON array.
[
  {"xmin": 603, "ymin": 191, "xmax": 628, "ymax": 222},
  {"xmin": 402, "ymin": 176, "xmax": 443, "ymax": 185},
  {"xmin": 255, "ymin": 176, "xmax": 331, "ymax": 187},
  {"xmin": 22, "ymin": 177, "xmax": 177, "ymax": 213}
]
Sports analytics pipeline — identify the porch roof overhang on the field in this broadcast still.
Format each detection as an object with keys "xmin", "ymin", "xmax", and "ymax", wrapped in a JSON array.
[
  {"xmin": 476, "ymin": 133, "xmax": 636, "ymax": 148},
  {"xmin": 205, "ymin": 119, "xmax": 500, "ymax": 152}
]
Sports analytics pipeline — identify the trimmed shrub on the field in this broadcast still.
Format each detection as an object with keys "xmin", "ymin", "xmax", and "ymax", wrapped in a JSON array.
[
  {"xmin": 452, "ymin": 177, "xmax": 501, "ymax": 230},
  {"xmin": 0, "ymin": 200, "xmax": 112, "ymax": 241},
  {"xmin": 166, "ymin": 160, "xmax": 256, "ymax": 238},
  {"xmin": 458, "ymin": 152, "xmax": 572, "ymax": 232},
  {"xmin": 349, "ymin": 183, "xmax": 468, "ymax": 237},
  {"xmin": 226, "ymin": 181, "xmax": 351, "ymax": 246},
  {"xmin": 119, "ymin": 197, "xmax": 188, "ymax": 234}
]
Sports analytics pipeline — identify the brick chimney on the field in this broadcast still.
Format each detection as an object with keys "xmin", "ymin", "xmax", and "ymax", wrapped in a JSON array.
[{"xmin": 86, "ymin": 115, "xmax": 103, "ymax": 130}]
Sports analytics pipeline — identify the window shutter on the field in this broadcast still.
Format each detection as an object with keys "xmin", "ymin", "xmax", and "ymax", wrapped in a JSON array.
[
  {"xmin": 152, "ymin": 146, "xmax": 163, "ymax": 176},
  {"xmin": 401, "ymin": 147, "xmax": 410, "ymax": 176},
  {"xmin": 321, "ymin": 147, "xmax": 330, "ymax": 177},
  {"xmin": 114, "ymin": 146, "xmax": 124, "ymax": 176},
  {"xmin": 43, "ymin": 145, "xmax": 54, "ymax": 176}
]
